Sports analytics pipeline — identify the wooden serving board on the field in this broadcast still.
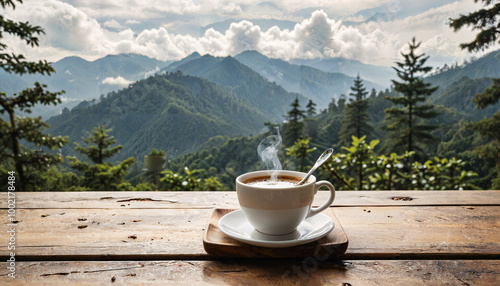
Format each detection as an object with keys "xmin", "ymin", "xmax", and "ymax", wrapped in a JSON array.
[{"xmin": 203, "ymin": 208, "xmax": 348, "ymax": 258}]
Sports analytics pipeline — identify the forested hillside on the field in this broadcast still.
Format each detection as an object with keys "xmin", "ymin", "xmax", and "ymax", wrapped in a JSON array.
[
  {"xmin": 4, "ymin": 47, "xmax": 500, "ymax": 191},
  {"xmin": 47, "ymin": 71, "xmax": 270, "ymax": 160},
  {"xmin": 167, "ymin": 50, "xmax": 500, "ymax": 190},
  {"xmin": 0, "ymin": 54, "xmax": 170, "ymax": 118},
  {"xmin": 234, "ymin": 50, "xmax": 385, "ymax": 106},
  {"xmin": 425, "ymin": 50, "xmax": 500, "ymax": 94},
  {"xmin": 163, "ymin": 54, "xmax": 307, "ymax": 119}
]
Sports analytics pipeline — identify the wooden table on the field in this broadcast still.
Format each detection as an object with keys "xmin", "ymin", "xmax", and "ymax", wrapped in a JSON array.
[{"xmin": 1, "ymin": 191, "xmax": 499, "ymax": 285}]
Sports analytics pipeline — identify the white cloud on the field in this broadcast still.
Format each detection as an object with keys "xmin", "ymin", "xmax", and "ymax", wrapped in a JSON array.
[
  {"xmin": 4, "ymin": 0, "xmax": 496, "ymax": 67},
  {"xmin": 144, "ymin": 66, "xmax": 160, "ymax": 78},
  {"xmin": 103, "ymin": 19, "xmax": 123, "ymax": 29},
  {"xmin": 218, "ymin": 2, "xmax": 243, "ymax": 16},
  {"xmin": 226, "ymin": 20, "xmax": 262, "ymax": 55},
  {"xmin": 126, "ymin": 19, "xmax": 141, "ymax": 25},
  {"xmin": 102, "ymin": 76, "xmax": 132, "ymax": 86},
  {"xmin": 198, "ymin": 28, "xmax": 228, "ymax": 56},
  {"xmin": 4, "ymin": 0, "xmax": 106, "ymax": 57}
]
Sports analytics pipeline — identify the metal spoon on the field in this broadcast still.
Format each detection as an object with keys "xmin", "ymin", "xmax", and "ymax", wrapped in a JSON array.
[{"xmin": 297, "ymin": 148, "xmax": 334, "ymax": 185}]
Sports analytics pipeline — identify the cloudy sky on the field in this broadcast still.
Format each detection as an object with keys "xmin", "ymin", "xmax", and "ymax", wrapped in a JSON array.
[{"xmin": 4, "ymin": 0, "xmax": 497, "ymax": 67}]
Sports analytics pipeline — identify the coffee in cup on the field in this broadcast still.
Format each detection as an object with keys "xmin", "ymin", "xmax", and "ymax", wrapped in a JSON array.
[
  {"xmin": 236, "ymin": 170, "xmax": 336, "ymax": 235},
  {"xmin": 242, "ymin": 174, "xmax": 302, "ymax": 187}
]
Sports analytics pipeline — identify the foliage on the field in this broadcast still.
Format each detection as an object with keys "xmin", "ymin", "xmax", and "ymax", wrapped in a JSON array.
[
  {"xmin": 321, "ymin": 136, "xmax": 478, "ymax": 191},
  {"xmin": 0, "ymin": 0, "xmax": 68, "ymax": 190},
  {"xmin": 449, "ymin": 0, "xmax": 500, "ymax": 53},
  {"xmin": 383, "ymin": 38, "xmax": 439, "ymax": 156},
  {"xmin": 306, "ymin": 100, "xmax": 317, "ymax": 116},
  {"xmin": 283, "ymin": 97, "xmax": 306, "ymax": 146},
  {"xmin": 46, "ymin": 71, "xmax": 268, "ymax": 161},
  {"xmin": 160, "ymin": 167, "xmax": 224, "ymax": 191},
  {"xmin": 468, "ymin": 112, "xmax": 500, "ymax": 188},
  {"xmin": 169, "ymin": 135, "xmax": 262, "ymax": 190},
  {"xmin": 450, "ymin": 0, "xmax": 500, "ymax": 189},
  {"xmin": 148, "ymin": 148, "xmax": 166, "ymax": 157},
  {"xmin": 339, "ymin": 75, "xmax": 373, "ymax": 146},
  {"xmin": 67, "ymin": 125, "xmax": 135, "ymax": 190},
  {"xmin": 369, "ymin": 153, "xmax": 409, "ymax": 191},
  {"xmin": 403, "ymin": 157, "xmax": 479, "ymax": 190},
  {"xmin": 74, "ymin": 125, "xmax": 123, "ymax": 164},
  {"xmin": 4, "ymin": 1, "xmax": 498, "ymax": 190},
  {"xmin": 322, "ymin": 136, "xmax": 378, "ymax": 190},
  {"xmin": 286, "ymin": 137, "xmax": 316, "ymax": 172}
]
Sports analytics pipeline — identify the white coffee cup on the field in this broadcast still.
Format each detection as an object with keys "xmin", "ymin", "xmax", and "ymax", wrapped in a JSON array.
[{"xmin": 235, "ymin": 170, "xmax": 336, "ymax": 235}]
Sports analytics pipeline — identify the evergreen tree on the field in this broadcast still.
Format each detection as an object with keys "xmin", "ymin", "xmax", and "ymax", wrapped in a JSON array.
[
  {"xmin": 283, "ymin": 97, "xmax": 306, "ymax": 146},
  {"xmin": 449, "ymin": 0, "xmax": 500, "ymax": 52},
  {"xmin": 339, "ymin": 74, "xmax": 373, "ymax": 146},
  {"xmin": 383, "ymin": 38, "xmax": 439, "ymax": 156},
  {"xmin": 67, "ymin": 125, "xmax": 135, "ymax": 190},
  {"xmin": 306, "ymin": 99, "xmax": 317, "ymax": 117},
  {"xmin": 450, "ymin": 0, "xmax": 500, "ymax": 188},
  {"xmin": 0, "ymin": 0, "xmax": 68, "ymax": 190},
  {"xmin": 74, "ymin": 125, "xmax": 123, "ymax": 164}
]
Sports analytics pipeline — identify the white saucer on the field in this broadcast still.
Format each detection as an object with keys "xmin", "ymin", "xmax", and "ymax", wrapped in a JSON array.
[{"xmin": 218, "ymin": 209, "xmax": 334, "ymax": 248}]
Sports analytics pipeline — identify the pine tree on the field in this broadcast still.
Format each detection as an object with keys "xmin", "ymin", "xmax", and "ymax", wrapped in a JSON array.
[
  {"xmin": 383, "ymin": 38, "xmax": 439, "ymax": 156},
  {"xmin": 306, "ymin": 99, "xmax": 317, "ymax": 117},
  {"xmin": 283, "ymin": 97, "xmax": 306, "ymax": 146},
  {"xmin": 67, "ymin": 125, "xmax": 135, "ymax": 190},
  {"xmin": 74, "ymin": 125, "xmax": 123, "ymax": 164},
  {"xmin": 449, "ymin": 0, "xmax": 500, "ymax": 52},
  {"xmin": 339, "ymin": 75, "xmax": 373, "ymax": 146},
  {"xmin": 0, "ymin": 0, "xmax": 68, "ymax": 190},
  {"xmin": 450, "ymin": 0, "xmax": 500, "ymax": 188}
]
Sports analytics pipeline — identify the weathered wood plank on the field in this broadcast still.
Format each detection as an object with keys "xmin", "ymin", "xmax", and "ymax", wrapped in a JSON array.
[
  {"xmin": 1, "ymin": 260, "xmax": 498, "ymax": 285},
  {"xmin": 335, "ymin": 206, "xmax": 500, "ymax": 259},
  {"xmin": 3, "ymin": 191, "xmax": 499, "ymax": 209},
  {"xmin": 1, "ymin": 206, "xmax": 498, "ymax": 260},
  {"xmin": 0, "ymin": 208, "xmax": 210, "ymax": 259}
]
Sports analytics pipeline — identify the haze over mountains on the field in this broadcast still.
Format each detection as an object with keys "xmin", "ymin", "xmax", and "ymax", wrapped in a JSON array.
[
  {"xmin": 0, "ymin": 54, "xmax": 170, "ymax": 118},
  {"xmin": 2, "ymin": 50, "xmax": 392, "ymax": 119},
  {"xmin": 5, "ymin": 48, "xmax": 500, "ymax": 163}
]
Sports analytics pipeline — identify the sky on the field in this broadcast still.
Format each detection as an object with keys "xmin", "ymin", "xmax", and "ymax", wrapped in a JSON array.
[{"xmin": 3, "ymin": 0, "xmax": 498, "ymax": 67}]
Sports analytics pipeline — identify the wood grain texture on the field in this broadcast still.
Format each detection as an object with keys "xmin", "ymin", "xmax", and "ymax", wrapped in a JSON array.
[
  {"xmin": 3, "ymin": 191, "xmax": 499, "ymax": 209},
  {"xmin": 203, "ymin": 208, "xmax": 348, "ymax": 258},
  {"xmin": 335, "ymin": 205, "xmax": 500, "ymax": 259},
  {"xmin": 1, "ymin": 206, "xmax": 498, "ymax": 260},
  {"xmin": 1, "ymin": 260, "xmax": 499, "ymax": 285}
]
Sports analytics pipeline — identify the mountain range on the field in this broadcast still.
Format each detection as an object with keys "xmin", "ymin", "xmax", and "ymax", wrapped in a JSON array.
[
  {"xmin": 2, "ymin": 50, "xmax": 399, "ymax": 119},
  {"xmin": 47, "ymin": 71, "xmax": 269, "ymax": 160},
  {"xmin": 161, "ymin": 53, "xmax": 307, "ymax": 118},
  {"xmin": 5, "ymin": 48, "xmax": 500, "ymax": 168},
  {"xmin": 0, "ymin": 54, "xmax": 171, "ymax": 118}
]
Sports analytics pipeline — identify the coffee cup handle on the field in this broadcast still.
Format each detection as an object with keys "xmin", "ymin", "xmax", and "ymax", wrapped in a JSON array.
[{"xmin": 306, "ymin": 180, "xmax": 336, "ymax": 218}]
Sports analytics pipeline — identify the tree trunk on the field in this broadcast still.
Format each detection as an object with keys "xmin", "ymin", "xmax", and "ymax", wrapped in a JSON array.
[{"xmin": 8, "ymin": 109, "xmax": 25, "ymax": 191}]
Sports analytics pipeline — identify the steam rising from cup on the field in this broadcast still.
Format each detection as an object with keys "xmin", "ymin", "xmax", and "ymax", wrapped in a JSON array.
[{"xmin": 257, "ymin": 126, "xmax": 282, "ymax": 182}]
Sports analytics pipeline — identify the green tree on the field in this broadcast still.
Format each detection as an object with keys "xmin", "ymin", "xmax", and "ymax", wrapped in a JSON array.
[
  {"xmin": 339, "ymin": 74, "xmax": 373, "ymax": 146},
  {"xmin": 283, "ymin": 97, "xmax": 306, "ymax": 146},
  {"xmin": 449, "ymin": 0, "xmax": 500, "ymax": 52},
  {"xmin": 67, "ymin": 125, "xmax": 135, "ymax": 190},
  {"xmin": 73, "ymin": 125, "xmax": 123, "ymax": 164},
  {"xmin": 383, "ymin": 38, "xmax": 439, "ymax": 156},
  {"xmin": 160, "ymin": 167, "xmax": 224, "ymax": 191},
  {"xmin": 286, "ymin": 137, "xmax": 316, "ymax": 172},
  {"xmin": 306, "ymin": 99, "xmax": 317, "ymax": 117},
  {"xmin": 0, "ymin": 0, "xmax": 68, "ymax": 190},
  {"xmin": 322, "ymin": 136, "xmax": 379, "ymax": 190},
  {"xmin": 450, "ymin": 0, "xmax": 500, "ymax": 189}
]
